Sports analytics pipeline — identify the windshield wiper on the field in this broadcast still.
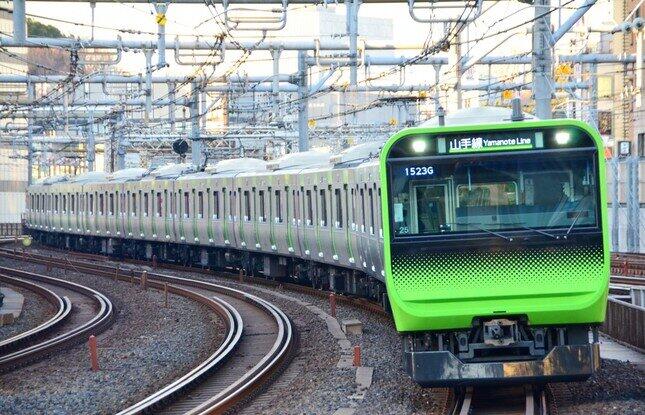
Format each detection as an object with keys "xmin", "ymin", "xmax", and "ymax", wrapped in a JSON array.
[
  {"xmin": 565, "ymin": 210, "xmax": 585, "ymax": 237},
  {"xmin": 521, "ymin": 225, "xmax": 559, "ymax": 239},
  {"xmin": 473, "ymin": 224, "xmax": 514, "ymax": 241},
  {"xmin": 449, "ymin": 222, "xmax": 514, "ymax": 241}
]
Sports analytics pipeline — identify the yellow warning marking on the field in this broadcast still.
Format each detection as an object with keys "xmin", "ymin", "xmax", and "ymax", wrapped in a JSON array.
[{"xmin": 156, "ymin": 13, "xmax": 167, "ymax": 26}]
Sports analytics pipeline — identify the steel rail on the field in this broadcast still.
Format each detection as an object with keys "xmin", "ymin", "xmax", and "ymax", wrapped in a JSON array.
[
  {"xmin": 117, "ymin": 295, "xmax": 244, "ymax": 415},
  {"xmin": 452, "ymin": 385, "xmax": 547, "ymax": 415},
  {"xmin": 0, "ymin": 274, "xmax": 72, "ymax": 356},
  {"xmin": 0, "ymin": 249, "xmax": 295, "ymax": 415},
  {"xmin": 0, "ymin": 266, "xmax": 115, "ymax": 372}
]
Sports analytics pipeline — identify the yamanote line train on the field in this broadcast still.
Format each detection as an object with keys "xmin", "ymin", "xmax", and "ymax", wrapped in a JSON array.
[{"xmin": 24, "ymin": 108, "xmax": 609, "ymax": 386}]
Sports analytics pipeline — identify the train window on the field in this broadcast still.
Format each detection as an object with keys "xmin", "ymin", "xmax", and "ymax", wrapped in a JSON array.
[
  {"xmin": 293, "ymin": 190, "xmax": 298, "ymax": 221},
  {"xmin": 320, "ymin": 189, "xmax": 327, "ymax": 227},
  {"xmin": 156, "ymin": 192, "xmax": 162, "ymax": 217},
  {"xmin": 368, "ymin": 188, "xmax": 375, "ymax": 235},
  {"xmin": 131, "ymin": 193, "xmax": 137, "ymax": 217},
  {"xmin": 306, "ymin": 190, "xmax": 313, "ymax": 226},
  {"xmin": 99, "ymin": 194, "xmax": 104, "ymax": 215},
  {"xmin": 244, "ymin": 190, "xmax": 251, "ymax": 221},
  {"xmin": 89, "ymin": 194, "xmax": 94, "ymax": 214},
  {"xmin": 377, "ymin": 187, "xmax": 382, "ymax": 233},
  {"xmin": 335, "ymin": 188, "xmax": 343, "ymax": 229},
  {"xmin": 351, "ymin": 188, "xmax": 356, "ymax": 229},
  {"xmin": 360, "ymin": 188, "xmax": 365, "ymax": 231},
  {"xmin": 109, "ymin": 194, "xmax": 114, "ymax": 216},
  {"xmin": 232, "ymin": 190, "xmax": 237, "ymax": 221},
  {"xmin": 144, "ymin": 193, "xmax": 149, "ymax": 217},
  {"xmin": 164, "ymin": 191, "xmax": 169, "ymax": 218},
  {"xmin": 275, "ymin": 190, "xmax": 283, "ymax": 223},
  {"xmin": 198, "ymin": 191, "xmax": 204, "ymax": 219},
  {"xmin": 258, "ymin": 189, "xmax": 266, "ymax": 222},
  {"xmin": 213, "ymin": 191, "xmax": 220, "ymax": 219},
  {"xmin": 62, "ymin": 195, "xmax": 67, "ymax": 214},
  {"xmin": 183, "ymin": 191, "xmax": 190, "ymax": 218},
  {"xmin": 54, "ymin": 195, "xmax": 59, "ymax": 213}
]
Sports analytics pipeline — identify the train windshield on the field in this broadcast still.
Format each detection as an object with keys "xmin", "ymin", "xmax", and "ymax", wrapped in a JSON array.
[{"xmin": 388, "ymin": 151, "xmax": 598, "ymax": 238}]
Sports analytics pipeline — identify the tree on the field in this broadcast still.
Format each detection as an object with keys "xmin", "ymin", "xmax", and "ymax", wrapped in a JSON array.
[{"xmin": 27, "ymin": 18, "xmax": 66, "ymax": 38}]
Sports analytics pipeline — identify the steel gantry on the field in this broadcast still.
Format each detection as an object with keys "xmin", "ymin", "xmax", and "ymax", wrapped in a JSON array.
[{"xmin": 1, "ymin": 0, "xmax": 640, "ymax": 180}]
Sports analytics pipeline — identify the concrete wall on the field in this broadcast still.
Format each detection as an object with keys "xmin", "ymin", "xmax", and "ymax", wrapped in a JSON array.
[{"xmin": 0, "ymin": 148, "xmax": 27, "ymax": 223}]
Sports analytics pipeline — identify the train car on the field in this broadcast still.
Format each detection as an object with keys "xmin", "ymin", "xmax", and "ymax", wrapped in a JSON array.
[
  {"xmin": 24, "ymin": 108, "xmax": 608, "ymax": 387},
  {"xmin": 380, "ymin": 116, "xmax": 608, "ymax": 386}
]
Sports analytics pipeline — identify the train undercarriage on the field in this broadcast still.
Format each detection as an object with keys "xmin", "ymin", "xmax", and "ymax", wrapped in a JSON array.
[{"xmin": 30, "ymin": 228, "xmax": 601, "ymax": 387}]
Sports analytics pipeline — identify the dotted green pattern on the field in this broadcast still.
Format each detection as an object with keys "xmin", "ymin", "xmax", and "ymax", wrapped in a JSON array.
[{"xmin": 391, "ymin": 244, "xmax": 604, "ymax": 301}]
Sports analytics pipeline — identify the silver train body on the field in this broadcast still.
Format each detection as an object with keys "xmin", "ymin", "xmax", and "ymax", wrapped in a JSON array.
[{"xmin": 24, "ymin": 142, "xmax": 387, "ymax": 299}]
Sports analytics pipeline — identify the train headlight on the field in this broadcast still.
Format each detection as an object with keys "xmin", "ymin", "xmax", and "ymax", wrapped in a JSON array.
[
  {"xmin": 555, "ymin": 131, "xmax": 570, "ymax": 145},
  {"xmin": 412, "ymin": 139, "xmax": 427, "ymax": 153}
]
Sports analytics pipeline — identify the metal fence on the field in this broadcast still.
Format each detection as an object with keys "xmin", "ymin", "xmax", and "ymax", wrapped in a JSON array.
[
  {"xmin": 0, "ymin": 223, "xmax": 22, "ymax": 236},
  {"xmin": 601, "ymin": 298, "xmax": 645, "ymax": 351}
]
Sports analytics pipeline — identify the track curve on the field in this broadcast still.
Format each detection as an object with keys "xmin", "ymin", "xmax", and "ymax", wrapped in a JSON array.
[{"xmin": 0, "ymin": 266, "xmax": 115, "ymax": 372}]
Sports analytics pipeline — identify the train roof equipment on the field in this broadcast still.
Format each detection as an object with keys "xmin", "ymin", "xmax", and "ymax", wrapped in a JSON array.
[{"xmin": 267, "ymin": 150, "xmax": 332, "ymax": 171}]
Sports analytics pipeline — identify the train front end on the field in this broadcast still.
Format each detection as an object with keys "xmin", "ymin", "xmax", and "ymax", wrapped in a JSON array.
[{"xmin": 380, "ymin": 119, "xmax": 609, "ymax": 386}]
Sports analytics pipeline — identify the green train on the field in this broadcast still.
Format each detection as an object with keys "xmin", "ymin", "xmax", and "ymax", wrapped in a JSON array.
[
  {"xmin": 25, "ymin": 109, "xmax": 608, "ymax": 386},
  {"xmin": 381, "ymin": 116, "xmax": 608, "ymax": 386}
]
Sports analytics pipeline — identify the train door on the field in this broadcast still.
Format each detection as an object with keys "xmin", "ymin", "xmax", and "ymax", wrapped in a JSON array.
[{"xmin": 357, "ymin": 183, "xmax": 370, "ymax": 273}]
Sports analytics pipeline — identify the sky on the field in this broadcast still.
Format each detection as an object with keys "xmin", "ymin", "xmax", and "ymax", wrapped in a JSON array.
[{"xmin": 10, "ymin": 0, "xmax": 617, "ymax": 85}]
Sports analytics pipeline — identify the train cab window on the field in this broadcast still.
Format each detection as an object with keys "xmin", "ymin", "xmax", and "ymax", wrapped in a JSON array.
[
  {"xmin": 320, "ymin": 189, "xmax": 327, "ymax": 227},
  {"xmin": 335, "ymin": 188, "xmax": 343, "ymax": 229},
  {"xmin": 275, "ymin": 190, "xmax": 283, "ymax": 223},
  {"xmin": 183, "ymin": 191, "xmax": 190, "ymax": 218},
  {"xmin": 197, "ymin": 191, "xmax": 204, "ymax": 219},
  {"xmin": 243, "ymin": 190, "xmax": 251, "ymax": 221},
  {"xmin": 259, "ymin": 190, "xmax": 266, "ymax": 222}
]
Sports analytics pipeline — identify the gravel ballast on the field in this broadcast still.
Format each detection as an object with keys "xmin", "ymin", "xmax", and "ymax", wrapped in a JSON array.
[
  {"xmin": 0, "ymin": 255, "xmax": 224, "ymax": 415},
  {"xmin": 0, "ymin": 283, "xmax": 53, "ymax": 342},
  {"xmin": 10, "ymin": 244, "xmax": 645, "ymax": 415}
]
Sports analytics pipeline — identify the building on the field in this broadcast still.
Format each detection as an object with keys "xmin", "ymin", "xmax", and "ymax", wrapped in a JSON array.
[{"xmin": 0, "ymin": 6, "xmax": 29, "ymax": 224}]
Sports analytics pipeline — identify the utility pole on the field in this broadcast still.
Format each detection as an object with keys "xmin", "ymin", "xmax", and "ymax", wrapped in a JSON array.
[
  {"xmin": 87, "ymin": 111, "xmax": 95, "ymax": 172},
  {"xmin": 189, "ymin": 81, "xmax": 202, "ymax": 166},
  {"xmin": 532, "ymin": 0, "xmax": 553, "ymax": 119},
  {"xmin": 297, "ymin": 51, "xmax": 309, "ymax": 152},
  {"xmin": 448, "ymin": 37, "xmax": 463, "ymax": 111},
  {"xmin": 346, "ymin": 0, "xmax": 360, "ymax": 86},
  {"xmin": 26, "ymin": 83, "xmax": 35, "ymax": 185},
  {"xmin": 589, "ymin": 62, "xmax": 598, "ymax": 129},
  {"xmin": 13, "ymin": 0, "xmax": 26, "ymax": 43},
  {"xmin": 115, "ymin": 112, "xmax": 126, "ymax": 171},
  {"xmin": 271, "ymin": 48, "xmax": 282, "ymax": 123}
]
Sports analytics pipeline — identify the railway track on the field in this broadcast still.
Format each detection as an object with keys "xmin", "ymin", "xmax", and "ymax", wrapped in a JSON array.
[
  {"xmin": 0, "ymin": 274, "xmax": 71, "ymax": 356},
  {"xmin": 0, "ymin": 248, "xmax": 295, "ymax": 415},
  {"xmin": 0, "ymin": 266, "xmax": 115, "ymax": 373},
  {"xmin": 451, "ymin": 385, "xmax": 548, "ymax": 415}
]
